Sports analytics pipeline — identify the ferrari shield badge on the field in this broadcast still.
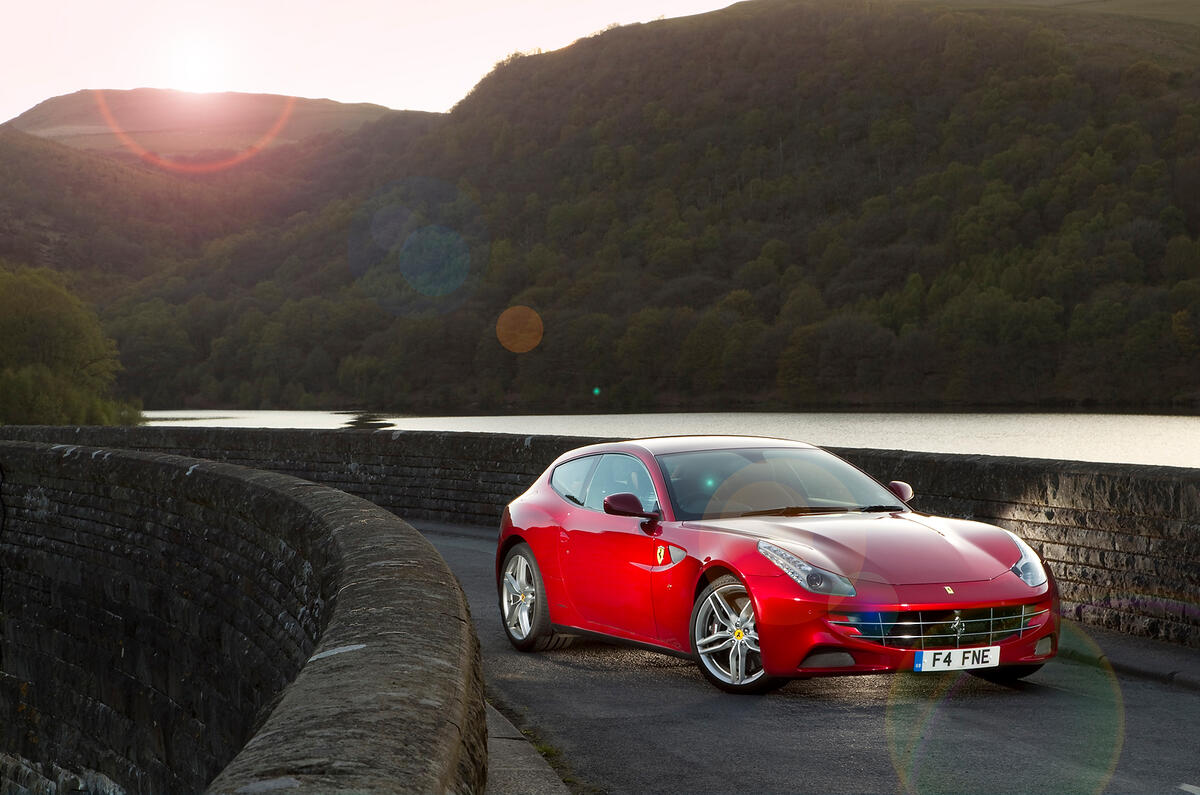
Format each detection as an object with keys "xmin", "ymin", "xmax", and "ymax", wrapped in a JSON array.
[{"xmin": 656, "ymin": 545, "xmax": 666, "ymax": 565}]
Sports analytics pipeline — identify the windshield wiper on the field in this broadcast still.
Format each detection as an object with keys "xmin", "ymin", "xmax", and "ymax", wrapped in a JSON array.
[
  {"xmin": 738, "ymin": 506, "xmax": 848, "ymax": 517},
  {"xmin": 738, "ymin": 504, "xmax": 905, "ymax": 517}
]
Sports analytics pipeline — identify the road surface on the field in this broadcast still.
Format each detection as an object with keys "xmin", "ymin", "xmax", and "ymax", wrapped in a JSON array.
[{"xmin": 420, "ymin": 521, "xmax": 1200, "ymax": 795}]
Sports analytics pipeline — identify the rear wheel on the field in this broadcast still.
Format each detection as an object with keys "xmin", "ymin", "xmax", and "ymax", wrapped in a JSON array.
[
  {"xmin": 499, "ymin": 543, "xmax": 573, "ymax": 652},
  {"xmin": 690, "ymin": 575, "xmax": 783, "ymax": 694}
]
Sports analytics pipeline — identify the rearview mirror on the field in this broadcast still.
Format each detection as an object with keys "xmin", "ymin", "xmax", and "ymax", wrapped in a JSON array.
[
  {"xmin": 603, "ymin": 492, "xmax": 660, "ymax": 520},
  {"xmin": 888, "ymin": 481, "xmax": 914, "ymax": 502}
]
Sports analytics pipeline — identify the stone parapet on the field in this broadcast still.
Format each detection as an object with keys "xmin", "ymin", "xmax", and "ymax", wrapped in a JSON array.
[{"xmin": 0, "ymin": 440, "xmax": 485, "ymax": 794}]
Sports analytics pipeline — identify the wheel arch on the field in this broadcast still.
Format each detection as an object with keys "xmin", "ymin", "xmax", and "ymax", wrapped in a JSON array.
[
  {"xmin": 688, "ymin": 564, "xmax": 783, "ymax": 693},
  {"xmin": 693, "ymin": 563, "xmax": 740, "ymax": 603},
  {"xmin": 497, "ymin": 531, "xmax": 568, "ymax": 627},
  {"xmin": 496, "ymin": 533, "xmax": 529, "ymax": 585}
]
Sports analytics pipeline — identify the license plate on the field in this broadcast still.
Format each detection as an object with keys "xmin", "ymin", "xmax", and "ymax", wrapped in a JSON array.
[{"xmin": 913, "ymin": 646, "xmax": 1000, "ymax": 672}]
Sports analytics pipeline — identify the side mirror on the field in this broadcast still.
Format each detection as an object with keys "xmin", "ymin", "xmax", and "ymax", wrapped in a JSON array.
[
  {"xmin": 604, "ymin": 492, "xmax": 659, "ymax": 520},
  {"xmin": 888, "ymin": 481, "xmax": 914, "ymax": 502}
]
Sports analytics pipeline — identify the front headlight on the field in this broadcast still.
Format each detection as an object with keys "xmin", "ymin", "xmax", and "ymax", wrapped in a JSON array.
[
  {"xmin": 757, "ymin": 540, "xmax": 856, "ymax": 597},
  {"xmin": 1006, "ymin": 531, "xmax": 1047, "ymax": 587}
]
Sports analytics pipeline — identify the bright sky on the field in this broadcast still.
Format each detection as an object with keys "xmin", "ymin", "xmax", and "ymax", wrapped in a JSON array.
[{"xmin": 3, "ymin": 0, "xmax": 737, "ymax": 124}]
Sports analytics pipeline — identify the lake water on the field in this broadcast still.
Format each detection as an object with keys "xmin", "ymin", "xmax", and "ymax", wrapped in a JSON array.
[{"xmin": 141, "ymin": 410, "xmax": 1200, "ymax": 469}]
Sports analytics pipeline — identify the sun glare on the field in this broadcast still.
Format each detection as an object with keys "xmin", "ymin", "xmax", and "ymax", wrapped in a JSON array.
[{"xmin": 168, "ymin": 35, "xmax": 228, "ymax": 93}]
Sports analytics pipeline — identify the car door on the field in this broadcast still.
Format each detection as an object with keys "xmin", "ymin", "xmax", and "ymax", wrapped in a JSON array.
[{"xmin": 559, "ymin": 453, "xmax": 661, "ymax": 640}]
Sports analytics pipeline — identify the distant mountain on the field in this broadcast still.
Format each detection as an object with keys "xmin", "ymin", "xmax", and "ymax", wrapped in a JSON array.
[
  {"xmin": 6, "ymin": 88, "xmax": 408, "ymax": 165},
  {"xmin": 0, "ymin": 91, "xmax": 440, "ymax": 293}
]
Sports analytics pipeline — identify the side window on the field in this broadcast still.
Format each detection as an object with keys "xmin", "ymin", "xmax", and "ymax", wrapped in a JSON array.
[
  {"xmin": 550, "ymin": 456, "xmax": 598, "ymax": 506},
  {"xmin": 583, "ymin": 454, "xmax": 659, "ymax": 513}
]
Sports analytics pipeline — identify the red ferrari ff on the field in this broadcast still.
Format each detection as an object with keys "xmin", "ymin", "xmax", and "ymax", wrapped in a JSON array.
[{"xmin": 496, "ymin": 437, "xmax": 1059, "ymax": 693}]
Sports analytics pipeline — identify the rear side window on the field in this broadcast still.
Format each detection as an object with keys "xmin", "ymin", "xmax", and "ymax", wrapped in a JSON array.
[{"xmin": 550, "ymin": 455, "xmax": 598, "ymax": 506}]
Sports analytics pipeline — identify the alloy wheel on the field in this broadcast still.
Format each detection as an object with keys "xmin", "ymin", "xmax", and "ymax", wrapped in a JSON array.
[
  {"xmin": 693, "ymin": 580, "xmax": 766, "ymax": 687},
  {"xmin": 501, "ymin": 551, "xmax": 538, "ymax": 640}
]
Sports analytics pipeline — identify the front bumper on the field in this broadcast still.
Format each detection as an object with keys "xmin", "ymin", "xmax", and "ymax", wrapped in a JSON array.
[{"xmin": 748, "ymin": 575, "xmax": 1060, "ymax": 678}]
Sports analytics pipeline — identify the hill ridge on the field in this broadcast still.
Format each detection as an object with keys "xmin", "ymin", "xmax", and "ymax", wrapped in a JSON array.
[{"xmin": 7, "ymin": 88, "xmax": 411, "ymax": 159}]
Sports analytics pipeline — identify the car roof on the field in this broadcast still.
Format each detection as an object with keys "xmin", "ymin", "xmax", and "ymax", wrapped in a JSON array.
[
  {"xmin": 556, "ymin": 435, "xmax": 818, "ymax": 462},
  {"xmin": 629, "ymin": 435, "xmax": 818, "ymax": 455}
]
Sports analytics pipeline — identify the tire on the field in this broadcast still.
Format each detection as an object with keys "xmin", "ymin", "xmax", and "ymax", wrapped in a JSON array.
[
  {"xmin": 499, "ymin": 543, "xmax": 573, "ymax": 652},
  {"xmin": 690, "ymin": 575, "xmax": 783, "ymax": 694},
  {"xmin": 971, "ymin": 663, "xmax": 1044, "ymax": 684}
]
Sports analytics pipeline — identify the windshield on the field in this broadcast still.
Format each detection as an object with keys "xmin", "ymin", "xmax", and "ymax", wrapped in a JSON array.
[{"xmin": 655, "ymin": 447, "xmax": 905, "ymax": 521}]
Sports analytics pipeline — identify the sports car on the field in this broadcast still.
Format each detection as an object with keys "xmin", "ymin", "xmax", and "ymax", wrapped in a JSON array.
[{"xmin": 496, "ymin": 436, "xmax": 1058, "ymax": 693}]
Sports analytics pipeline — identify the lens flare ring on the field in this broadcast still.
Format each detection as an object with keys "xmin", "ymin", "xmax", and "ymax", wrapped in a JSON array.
[
  {"xmin": 885, "ymin": 621, "xmax": 1125, "ymax": 795},
  {"xmin": 92, "ymin": 89, "xmax": 296, "ymax": 174},
  {"xmin": 347, "ymin": 178, "xmax": 487, "ymax": 316}
]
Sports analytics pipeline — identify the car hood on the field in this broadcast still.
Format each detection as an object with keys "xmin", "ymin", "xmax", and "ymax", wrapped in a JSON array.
[{"xmin": 684, "ymin": 512, "xmax": 1020, "ymax": 585}]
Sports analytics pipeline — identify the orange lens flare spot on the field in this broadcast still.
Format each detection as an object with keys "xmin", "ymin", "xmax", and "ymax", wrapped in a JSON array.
[
  {"xmin": 496, "ymin": 306, "xmax": 544, "ymax": 354},
  {"xmin": 92, "ymin": 89, "xmax": 295, "ymax": 174}
]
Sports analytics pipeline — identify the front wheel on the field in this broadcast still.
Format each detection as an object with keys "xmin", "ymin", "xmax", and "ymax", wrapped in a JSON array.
[
  {"xmin": 499, "ymin": 543, "xmax": 573, "ymax": 652},
  {"xmin": 690, "ymin": 575, "xmax": 783, "ymax": 694}
]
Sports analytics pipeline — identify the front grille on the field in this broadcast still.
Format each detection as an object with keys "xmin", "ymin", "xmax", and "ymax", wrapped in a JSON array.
[{"xmin": 829, "ymin": 605, "xmax": 1048, "ymax": 650}]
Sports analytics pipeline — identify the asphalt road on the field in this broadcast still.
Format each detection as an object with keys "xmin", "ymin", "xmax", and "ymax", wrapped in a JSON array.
[{"xmin": 419, "ymin": 521, "xmax": 1200, "ymax": 795}]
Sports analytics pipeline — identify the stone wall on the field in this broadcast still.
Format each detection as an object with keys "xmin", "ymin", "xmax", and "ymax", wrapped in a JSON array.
[
  {"xmin": 0, "ymin": 427, "xmax": 589, "ymax": 528},
  {"xmin": 0, "ymin": 440, "xmax": 485, "ymax": 794},
  {"xmin": 3, "ymin": 426, "xmax": 1194, "ymax": 650}
]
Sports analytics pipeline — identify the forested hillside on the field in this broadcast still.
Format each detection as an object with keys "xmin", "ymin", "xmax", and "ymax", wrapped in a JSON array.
[
  {"xmin": 0, "ymin": 126, "xmax": 263, "ymax": 293},
  {"xmin": 7, "ymin": 0, "xmax": 1200, "ymax": 414}
]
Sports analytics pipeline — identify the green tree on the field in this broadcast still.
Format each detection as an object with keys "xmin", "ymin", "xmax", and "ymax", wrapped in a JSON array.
[
  {"xmin": 0, "ymin": 264, "xmax": 137, "ymax": 424},
  {"xmin": 105, "ymin": 298, "xmax": 195, "ymax": 407}
]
